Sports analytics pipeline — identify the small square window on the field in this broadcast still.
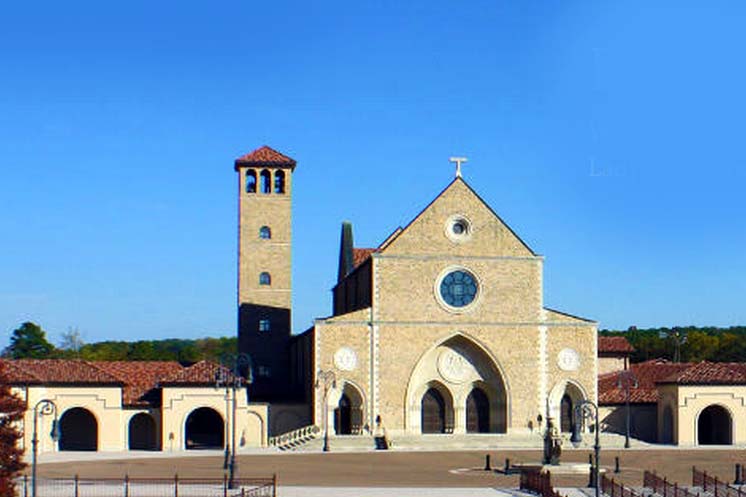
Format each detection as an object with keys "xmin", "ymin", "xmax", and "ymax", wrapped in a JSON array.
[
  {"xmin": 258, "ymin": 366, "xmax": 271, "ymax": 377},
  {"xmin": 259, "ymin": 319, "xmax": 271, "ymax": 332}
]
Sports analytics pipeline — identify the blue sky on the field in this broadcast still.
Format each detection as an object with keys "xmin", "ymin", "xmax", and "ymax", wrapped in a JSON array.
[{"xmin": 2, "ymin": 1, "xmax": 745, "ymax": 345}]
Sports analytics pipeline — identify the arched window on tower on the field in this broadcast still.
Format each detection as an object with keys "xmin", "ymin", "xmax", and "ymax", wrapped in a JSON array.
[
  {"xmin": 259, "ymin": 226, "xmax": 271, "ymax": 239},
  {"xmin": 260, "ymin": 170, "xmax": 271, "ymax": 194},
  {"xmin": 274, "ymin": 170, "xmax": 286, "ymax": 194},
  {"xmin": 245, "ymin": 170, "xmax": 257, "ymax": 193},
  {"xmin": 259, "ymin": 272, "xmax": 271, "ymax": 285}
]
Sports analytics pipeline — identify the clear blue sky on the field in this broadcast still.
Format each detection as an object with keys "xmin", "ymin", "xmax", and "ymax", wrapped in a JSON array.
[{"xmin": 2, "ymin": 1, "xmax": 745, "ymax": 346}]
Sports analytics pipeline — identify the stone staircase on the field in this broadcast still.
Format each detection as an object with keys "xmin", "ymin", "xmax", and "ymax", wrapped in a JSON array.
[
  {"xmin": 268, "ymin": 425, "xmax": 322, "ymax": 451},
  {"xmin": 286, "ymin": 430, "xmax": 649, "ymax": 452}
]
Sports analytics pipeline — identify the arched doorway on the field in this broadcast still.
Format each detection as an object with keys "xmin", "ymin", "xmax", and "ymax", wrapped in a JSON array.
[
  {"xmin": 406, "ymin": 334, "xmax": 508, "ymax": 434},
  {"xmin": 560, "ymin": 394, "xmax": 574, "ymax": 433},
  {"xmin": 698, "ymin": 405, "xmax": 732, "ymax": 445},
  {"xmin": 466, "ymin": 388, "xmax": 490, "ymax": 433},
  {"xmin": 59, "ymin": 408, "xmax": 98, "ymax": 451},
  {"xmin": 422, "ymin": 388, "xmax": 447, "ymax": 433},
  {"xmin": 185, "ymin": 407, "xmax": 224, "ymax": 450},
  {"xmin": 335, "ymin": 394, "xmax": 352, "ymax": 435},
  {"xmin": 660, "ymin": 405, "xmax": 674, "ymax": 444},
  {"xmin": 129, "ymin": 413, "xmax": 158, "ymax": 451}
]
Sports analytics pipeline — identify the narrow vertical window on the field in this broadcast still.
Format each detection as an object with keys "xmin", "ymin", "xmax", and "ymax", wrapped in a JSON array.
[
  {"xmin": 259, "ymin": 226, "xmax": 271, "ymax": 239},
  {"xmin": 259, "ymin": 319, "xmax": 271, "ymax": 332},
  {"xmin": 246, "ymin": 170, "xmax": 257, "ymax": 193},
  {"xmin": 274, "ymin": 170, "xmax": 286, "ymax": 194},
  {"xmin": 260, "ymin": 170, "xmax": 271, "ymax": 194},
  {"xmin": 259, "ymin": 272, "xmax": 271, "ymax": 285}
]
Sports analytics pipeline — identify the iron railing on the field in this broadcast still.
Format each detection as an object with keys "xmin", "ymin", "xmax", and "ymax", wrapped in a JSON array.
[
  {"xmin": 644, "ymin": 470, "xmax": 700, "ymax": 497},
  {"xmin": 602, "ymin": 474, "xmax": 643, "ymax": 497},
  {"xmin": 693, "ymin": 467, "xmax": 746, "ymax": 497},
  {"xmin": 520, "ymin": 469, "xmax": 563, "ymax": 497},
  {"xmin": 15, "ymin": 474, "xmax": 277, "ymax": 497}
]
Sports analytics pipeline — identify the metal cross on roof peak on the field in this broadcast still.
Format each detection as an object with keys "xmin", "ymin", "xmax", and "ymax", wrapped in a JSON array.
[{"xmin": 449, "ymin": 157, "xmax": 468, "ymax": 178}]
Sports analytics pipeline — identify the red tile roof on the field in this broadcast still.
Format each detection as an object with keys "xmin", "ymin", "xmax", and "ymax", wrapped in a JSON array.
[
  {"xmin": 234, "ymin": 145, "xmax": 296, "ymax": 170},
  {"xmin": 160, "ymin": 360, "xmax": 239, "ymax": 386},
  {"xmin": 659, "ymin": 361, "xmax": 746, "ymax": 385},
  {"xmin": 352, "ymin": 248, "xmax": 376, "ymax": 269},
  {"xmin": 90, "ymin": 361, "xmax": 183, "ymax": 407},
  {"xmin": 598, "ymin": 336, "xmax": 635, "ymax": 354},
  {"xmin": 598, "ymin": 360, "xmax": 692, "ymax": 404},
  {"xmin": 0, "ymin": 359, "xmax": 122, "ymax": 385}
]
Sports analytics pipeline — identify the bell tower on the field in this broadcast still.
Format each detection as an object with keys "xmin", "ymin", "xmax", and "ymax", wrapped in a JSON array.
[{"xmin": 235, "ymin": 145, "xmax": 295, "ymax": 400}]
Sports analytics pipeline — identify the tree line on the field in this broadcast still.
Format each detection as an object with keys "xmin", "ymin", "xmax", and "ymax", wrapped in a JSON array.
[
  {"xmin": 600, "ymin": 325, "xmax": 746, "ymax": 363},
  {"xmin": 5, "ymin": 321, "xmax": 746, "ymax": 365},
  {"xmin": 2, "ymin": 322, "xmax": 237, "ymax": 363}
]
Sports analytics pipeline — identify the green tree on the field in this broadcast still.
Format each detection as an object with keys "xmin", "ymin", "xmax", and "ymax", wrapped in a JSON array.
[{"xmin": 5, "ymin": 322, "xmax": 55, "ymax": 359}]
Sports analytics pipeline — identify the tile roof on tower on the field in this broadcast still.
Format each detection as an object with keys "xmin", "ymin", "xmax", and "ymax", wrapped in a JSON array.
[{"xmin": 234, "ymin": 145, "xmax": 296, "ymax": 170}]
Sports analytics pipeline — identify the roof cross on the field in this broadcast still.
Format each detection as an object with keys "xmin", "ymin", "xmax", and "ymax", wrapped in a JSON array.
[{"xmin": 449, "ymin": 157, "xmax": 468, "ymax": 178}]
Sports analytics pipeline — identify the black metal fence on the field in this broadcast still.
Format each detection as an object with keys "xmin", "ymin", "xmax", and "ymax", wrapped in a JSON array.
[
  {"xmin": 692, "ymin": 467, "xmax": 746, "ymax": 497},
  {"xmin": 644, "ymin": 470, "xmax": 700, "ymax": 497},
  {"xmin": 602, "ymin": 474, "xmax": 642, "ymax": 497},
  {"xmin": 519, "ymin": 469, "xmax": 562, "ymax": 497},
  {"xmin": 15, "ymin": 475, "xmax": 276, "ymax": 497}
]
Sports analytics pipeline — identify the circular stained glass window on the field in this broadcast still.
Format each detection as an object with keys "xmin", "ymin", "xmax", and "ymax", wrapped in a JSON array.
[{"xmin": 439, "ymin": 270, "xmax": 478, "ymax": 308}]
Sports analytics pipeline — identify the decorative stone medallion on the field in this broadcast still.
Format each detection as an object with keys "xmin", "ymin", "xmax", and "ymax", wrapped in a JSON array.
[
  {"xmin": 557, "ymin": 348, "xmax": 580, "ymax": 371},
  {"xmin": 334, "ymin": 347, "xmax": 357, "ymax": 371},
  {"xmin": 437, "ymin": 349, "xmax": 471, "ymax": 384}
]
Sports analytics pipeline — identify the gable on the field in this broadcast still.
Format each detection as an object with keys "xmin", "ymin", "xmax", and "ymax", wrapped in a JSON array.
[{"xmin": 380, "ymin": 178, "xmax": 536, "ymax": 258}]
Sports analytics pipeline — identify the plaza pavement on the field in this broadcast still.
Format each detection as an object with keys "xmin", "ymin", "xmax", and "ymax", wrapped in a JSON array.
[{"xmin": 34, "ymin": 446, "xmax": 746, "ymax": 490}]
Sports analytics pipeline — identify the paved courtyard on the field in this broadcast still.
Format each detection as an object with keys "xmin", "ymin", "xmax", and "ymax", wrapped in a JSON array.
[{"xmin": 34, "ymin": 448, "xmax": 746, "ymax": 489}]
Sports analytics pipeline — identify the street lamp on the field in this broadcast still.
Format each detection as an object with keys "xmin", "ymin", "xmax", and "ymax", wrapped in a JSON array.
[
  {"xmin": 315, "ymin": 369, "xmax": 336, "ymax": 452},
  {"xmin": 616, "ymin": 370, "xmax": 638, "ymax": 449},
  {"xmin": 32, "ymin": 399, "xmax": 60, "ymax": 497},
  {"xmin": 216, "ymin": 353, "xmax": 253, "ymax": 490},
  {"xmin": 571, "ymin": 400, "xmax": 600, "ymax": 497}
]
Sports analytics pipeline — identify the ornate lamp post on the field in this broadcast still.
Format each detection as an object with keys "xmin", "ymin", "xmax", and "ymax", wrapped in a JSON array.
[
  {"xmin": 571, "ymin": 400, "xmax": 601, "ymax": 497},
  {"xmin": 216, "ymin": 353, "xmax": 253, "ymax": 490},
  {"xmin": 617, "ymin": 370, "xmax": 638, "ymax": 448},
  {"xmin": 32, "ymin": 399, "xmax": 60, "ymax": 497},
  {"xmin": 315, "ymin": 369, "xmax": 336, "ymax": 452}
]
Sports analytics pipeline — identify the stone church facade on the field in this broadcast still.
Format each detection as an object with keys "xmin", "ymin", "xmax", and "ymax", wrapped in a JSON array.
[{"xmin": 236, "ymin": 145, "xmax": 598, "ymax": 439}]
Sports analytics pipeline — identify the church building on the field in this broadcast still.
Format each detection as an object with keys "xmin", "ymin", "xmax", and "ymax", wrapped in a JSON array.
[{"xmin": 235, "ymin": 145, "xmax": 599, "ymax": 440}]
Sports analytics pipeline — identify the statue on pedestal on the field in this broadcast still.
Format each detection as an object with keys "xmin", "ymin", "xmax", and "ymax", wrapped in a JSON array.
[{"xmin": 542, "ymin": 416, "xmax": 562, "ymax": 466}]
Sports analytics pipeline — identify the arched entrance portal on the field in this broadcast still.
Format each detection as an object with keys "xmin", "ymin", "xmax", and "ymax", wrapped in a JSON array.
[
  {"xmin": 185, "ymin": 407, "xmax": 224, "ymax": 450},
  {"xmin": 422, "ymin": 388, "xmax": 447, "ymax": 433},
  {"xmin": 406, "ymin": 334, "xmax": 508, "ymax": 434},
  {"xmin": 550, "ymin": 381, "xmax": 584, "ymax": 433},
  {"xmin": 129, "ymin": 413, "xmax": 158, "ymax": 450},
  {"xmin": 466, "ymin": 388, "xmax": 490, "ymax": 433},
  {"xmin": 334, "ymin": 383, "xmax": 365, "ymax": 435},
  {"xmin": 59, "ymin": 408, "xmax": 98, "ymax": 451},
  {"xmin": 698, "ymin": 405, "xmax": 732, "ymax": 445}
]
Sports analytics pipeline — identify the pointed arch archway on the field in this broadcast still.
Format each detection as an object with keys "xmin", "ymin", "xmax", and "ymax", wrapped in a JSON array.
[
  {"xmin": 334, "ymin": 382, "xmax": 365, "ymax": 435},
  {"xmin": 405, "ymin": 332, "xmax": 508, "ymax": 434},
  {"xmin": 548, "ymin": 380, "xmax": 587, "ymax": 432}
]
